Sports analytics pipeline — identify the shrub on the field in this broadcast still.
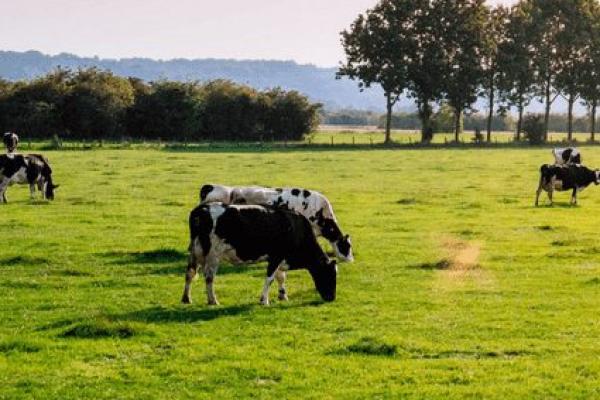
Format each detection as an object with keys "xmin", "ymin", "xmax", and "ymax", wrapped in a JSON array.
[{"xmin": 523, "ymin": 114, "xmax": 545, "ymax": 144}]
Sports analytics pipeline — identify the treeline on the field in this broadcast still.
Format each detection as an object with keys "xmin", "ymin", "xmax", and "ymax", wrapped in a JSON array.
[
  {"xmin": 0, "ymin": 68, "xmax": 321, "ymax": 141},
  {"xmin": 321, "ymin": 107, "xmax": 598, "ymax": 133},
  {"xmin": 339, "ymin": 0, "xmax": 600, "ymax": 144}
]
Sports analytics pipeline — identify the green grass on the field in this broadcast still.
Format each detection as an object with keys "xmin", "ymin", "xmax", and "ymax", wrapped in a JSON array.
[{"xmin": 1, "ymin": 144, "xmax": 600, "ymax": 399}]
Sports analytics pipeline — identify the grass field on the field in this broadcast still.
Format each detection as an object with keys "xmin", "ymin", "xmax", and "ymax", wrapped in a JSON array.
[{"xmin": 1, "ymin": 143, "xmax": 600, "ymax": 399}]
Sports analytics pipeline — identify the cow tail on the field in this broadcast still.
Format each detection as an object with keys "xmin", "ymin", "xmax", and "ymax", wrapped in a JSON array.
[
  {"xmin": 188, "ymin": 206, "xmax": 213, "ymax": 256},
  {"xmin": 42, "ymin": 161, "xmax": 54, "ymax": 199}
]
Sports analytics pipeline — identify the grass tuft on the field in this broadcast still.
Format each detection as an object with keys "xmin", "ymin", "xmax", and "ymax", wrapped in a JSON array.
[
  {"xmin": 345, "ymin": 337, "xmax": 397, "ymax": 357},
  {"xmin": 61, "ymin": 319, "xmax": 141, "ymax": 339},
  {"xmin": 0, "ymin": 340, "xmax": 42, "ymax": 354}
]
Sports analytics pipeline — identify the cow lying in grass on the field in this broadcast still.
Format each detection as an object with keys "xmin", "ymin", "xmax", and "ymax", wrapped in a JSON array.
[
  {"xmin": 0, "ymin": 154, "xmax": 58, "ymax": 203},
  {"xmin": 182, "ymin": 203, "xmax": 337, "ymax": 305},
  {"xmin": 553, "ymin": 147, "xmax": 581, "ymax": 165},
  {"xmin": 535, "ymin": 164, "xmax": 600, "ymax": 206},
  {"xmin": 199, "ymin": 184, "xmax": 354, "ymax": 262}
]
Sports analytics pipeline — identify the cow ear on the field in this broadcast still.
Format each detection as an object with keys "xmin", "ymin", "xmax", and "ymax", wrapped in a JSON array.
[
  {"xmin": 52, "ymin": 184, "xmax": 60, "ymax": 189},
  {"xmin": 344, "ymin": 234, "xmax": 350, "ymax": 240}
]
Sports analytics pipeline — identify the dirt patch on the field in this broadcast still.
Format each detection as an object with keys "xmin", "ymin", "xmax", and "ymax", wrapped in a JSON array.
[{"xmin": 433, "ymin": 236, "xmax": 494, "ymax": 291}]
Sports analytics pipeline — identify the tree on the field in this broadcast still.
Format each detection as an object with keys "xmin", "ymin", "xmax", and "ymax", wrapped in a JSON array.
[
  {"xmin": 62, "ymin": 68, "xmax": 134, "ymax": 139},
  {"xmin": 406, "ymin": 0, "xmax": 447, "ymax": 143},
  {"xmin": 497, "ymin": 2, "xmax": 536, "ymax": 140},
  {"xmin": 126, "ymin": 80, "xmax": 203, "ymax": 140},
  {"xmin": 437, "ymin": 0, "xmax": 488, "ymax": 142},
  {"xmin": 578, "ymin": 1, "xmax": 600, "ymax": 141},
  {"xmin": 554, "ymin": 0, "xmax": 595, "ymax": 141},
  {"xmin": 481, "ymin": 6, "xmax": 510, "ymax": 142},
  {"xmin": 339, "ymin": 0, "xmax": 416, "ymax": 144},
  {"xmin": 528, "ymin": 0, "xmax": 567, "ymax": 141}
]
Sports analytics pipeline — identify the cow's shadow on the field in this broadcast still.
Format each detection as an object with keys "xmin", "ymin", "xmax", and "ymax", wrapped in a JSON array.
[{"xmin": 115, "ymin": 304, "xmax": 255, "ymax": 324}]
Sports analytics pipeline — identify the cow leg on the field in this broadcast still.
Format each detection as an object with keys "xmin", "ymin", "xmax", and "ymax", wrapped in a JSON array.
[
  {"xmin": 181, "ymin": 253, "xmax": 199, "ymax": 304},
  {"xmin": 260, "ymin": 259, "xmax": 282, "ymax": 305},
  {"xmin": 38, "ymin": 180, "xmax": 45, "ymax": 200},
  {"xmin": 275, "ymin": 269, "xmax": 288, "ymax": 301},
  {"xmin": 29, "ymin": 183, "xmax": 36, "ymax": 200},
  {"xmin": 203, "ymin": 255, "xmax": 219, "ymax": 305},
  {"xmin": 0, "ymin": 179, "xmax": 8, "ymax": 203},
  {"xmin": 571, "ymin": 188, "xmax": 577, "ymax": 206},
  {"xmin": 535, "ymin": 178, "xmax": 543, "ymax": 206}
]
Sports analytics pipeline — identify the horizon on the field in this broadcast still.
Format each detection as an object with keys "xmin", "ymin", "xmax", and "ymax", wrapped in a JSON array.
[{"xmin": 1, "ymin": 0, "xmax": 515, "ymax": 68}]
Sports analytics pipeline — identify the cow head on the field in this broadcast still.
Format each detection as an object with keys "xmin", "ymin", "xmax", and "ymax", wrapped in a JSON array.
[
  {"xmin": 335, "ymin": 234, "xmax": 354, "ymax": 262},
  {"xmin": 45, "ymin": 182, "xmax": 59, "ymax": 200},
  {"xmin": 307, "ymin": 258, "xmax": 337, "ymax": 302},
  {"xmin": 3, "ymin": 132, "xmax": 18, "ymax": 153}
]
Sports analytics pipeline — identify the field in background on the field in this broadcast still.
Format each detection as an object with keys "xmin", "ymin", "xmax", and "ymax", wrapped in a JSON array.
[{"xmin": 1, "ymin": 146, "xmax": 600, "ymax": 398}]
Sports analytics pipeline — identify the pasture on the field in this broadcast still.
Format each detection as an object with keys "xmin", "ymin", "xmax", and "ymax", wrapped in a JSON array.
[{"xmin": 1, "ymin": 143, "xmax": 600, "ymax": 399}]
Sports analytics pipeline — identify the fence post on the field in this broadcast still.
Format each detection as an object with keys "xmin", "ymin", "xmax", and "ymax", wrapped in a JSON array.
[
  {"xmin": 331, "ymin": 136, "xmax": 334, "ymax": 147},
  {"xmin": 353, "ymin": 136, "xmax": 355, "ymax": 146}
]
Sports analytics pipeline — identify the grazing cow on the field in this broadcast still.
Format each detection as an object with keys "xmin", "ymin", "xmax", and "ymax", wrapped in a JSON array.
[
  {"xmin": 535, "ymin": 164, "xmax": 600, "ymax": 206},
  {"xmin": 553, "ymin": 147, "xmax": 581, "ymax": 165},
  {"xmin": 181, "ymin": 203, "xmax": 337, "ymax": 306},
  {"xmin": 0, "ymin": 154, "xmax": 58, "ymax": 203},
  {"xmin": 3, "ymin": 132, "xmax": 19, "ymax": 153},
  {"xmin": 200, "ymin": 184, "xmax": 354, "ymax": 262}
]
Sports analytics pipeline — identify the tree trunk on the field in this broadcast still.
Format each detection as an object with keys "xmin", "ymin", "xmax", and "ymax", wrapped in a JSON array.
[
  {"xmin": 544, "ymin": 76, "xmax": 551, "ymax": 142},
  {"xmin": 591, "ymin": 100, "xmax": 597, "ymax": 142},
  {"xmin": 385, "ymin": 92, "xmax": 392, "ymax": 144},
  {"xmin": 454, "ymin": 108, "xmax": 462, "ymax": 142},
  {"xmin": 567, "ymin": 93, "xmax": 574, "ymax": 142},
  {"xmin": 487, "ymin": 75, "xmax": 494, "ymax": 143},
  {"xmin": 419, "ymin": 100, "xmax": 433, "ymax": 143},
  {"xmin": 516, "ymin": 99, "xmax": 524, "ymax": 141}
]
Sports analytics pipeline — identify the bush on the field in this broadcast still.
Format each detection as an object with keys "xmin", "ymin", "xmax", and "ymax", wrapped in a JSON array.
[{"xmin": 523, "ymin": 114, "xmax": 545, "ymax": 144}]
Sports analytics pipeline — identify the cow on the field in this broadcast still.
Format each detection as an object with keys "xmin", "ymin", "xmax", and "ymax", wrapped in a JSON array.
[
  {"xmin": 0, "ymin": 154, "xmax": 58, "ymax": 203},
  {"xmin": 535, "ymin": 164, "xmax": 600, "ymax": 206},
  {"xmin": 3, "ymin": 132, "xmax": 19, "ymax": 153},
  {"xmin": 553, "ymin": 147, "xmax": 581, "ymax": 165},
  {"xmin": 181, "ymin": 203, "xmax": 337, "ymax": 306},
  {"xmin": 200, "ymin": 184, "xmax": 354, "ymax": 262}
]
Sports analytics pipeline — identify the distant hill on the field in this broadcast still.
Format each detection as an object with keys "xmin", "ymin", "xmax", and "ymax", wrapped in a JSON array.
[
  {"xmin": 0, "ymin": 50, "xmax": 586, "ymax": 115},
  {"xmin": 0, "ymin": 50, "xmax": 398, "ymax": 111}
]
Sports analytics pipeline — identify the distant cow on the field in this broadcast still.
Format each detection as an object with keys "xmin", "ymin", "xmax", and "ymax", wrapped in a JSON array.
[
  {"xmin": 535, "ymin": 164, "xmax": 600, "ymax": 206},
  {"xmin": 553, "ymin": 147, "xmax": 581, "ymax": 165},
  {"xmin": 181, "ymin": 203, "xmax": 337, "ymax": 305},
  {"xmin": 200, "ymin": 184, "xmax": 354, "ymax": 262},
  {"xmin": 3, "ymin": 132, "xmax": 19, "ymax": 153},
  {"xmin": 0, "ymin": 154, "xmax": 58, "ymax": 202}
]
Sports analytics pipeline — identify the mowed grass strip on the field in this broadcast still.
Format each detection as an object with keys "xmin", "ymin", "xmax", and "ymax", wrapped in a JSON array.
[{"xmin": 1, "ymin": 146, "xmax": 600, "ymax": 399}]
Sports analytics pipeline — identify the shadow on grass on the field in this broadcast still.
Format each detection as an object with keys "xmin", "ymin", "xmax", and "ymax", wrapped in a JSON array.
[
  {"xmin": 101, "ymin": 248, "xmax": 186, "ymax": 265},
  {"xmin": 408, "ymin": 260, "xmax": 451, "ymax": 270},
  {"xmin": 0, "ymin": 255, "xmax": 51, "ymax": 267},
  {"xmin": 116, "ymin": 304, "xmax": 255, "ymax": 324}
]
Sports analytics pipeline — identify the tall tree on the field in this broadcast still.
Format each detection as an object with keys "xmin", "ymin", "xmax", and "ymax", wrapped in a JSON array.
[
  {"xmin": 574, "ymin": 0, "xmax": 600, "ymax": 141},
  {"xmin": 528, "ymin": 0, "xmax": 567, "ymax": 140},
  {"xmin": 554, "ymin": 0, "xmax": 595, "ymax": 141},
  {"xmin": 339, "ymin": 0, "xmax": 416, "ymax": 144},
  {"xmin": 406, "ymin": 0, "xmax": 447, "ymax": 143},
  {"xmin": 437, "ymin": 0, "xmax": 488, "ymax": 141},
  {"xmin": 497, "ymin": 2, "xmax": 536, "ymax": 140},
  {"xmin": 481, "ymin": 5, "xmax": 509, "ymax": 142}
]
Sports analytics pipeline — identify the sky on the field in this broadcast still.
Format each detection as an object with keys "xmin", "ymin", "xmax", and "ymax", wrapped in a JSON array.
[{"xmin": 0, "ymin": 0, "xmax": 516, "ymax": 67}]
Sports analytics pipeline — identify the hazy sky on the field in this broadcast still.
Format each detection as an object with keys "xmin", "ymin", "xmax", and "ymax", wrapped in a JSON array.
[{"xmin": 0, "ymin": 0, "xmax": 516, "ymax": 67}]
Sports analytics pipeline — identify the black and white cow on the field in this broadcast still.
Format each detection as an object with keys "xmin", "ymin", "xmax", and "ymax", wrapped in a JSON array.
[
  {"xmin": 0, "ymin": 154, "xmax": 58, "ymax": 203},
  {"xmin": 553, "ymin": 147, "xmax": 581, "ymax": 165},
  {"xmin": 181, "ymin": 203, "xmax": 337, "ymax": 306},
  {"xmin": 535, "ymin": 164, "xmax": 600, "ymax": 206},
  {"xmin": 3, "ymin": 132, "xmax": 19, "ymax": 153},
  {"xmin": 200, "ymin": 184, "xmax": 354, "ymax": 262}
]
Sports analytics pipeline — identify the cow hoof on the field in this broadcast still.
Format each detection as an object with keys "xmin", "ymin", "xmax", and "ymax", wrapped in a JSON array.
[
  {"xmin": 181, "ymin": 296, "xmax": 192, "ymax": 304},
  {"xmin": 260, "ymin": 296, "xmax": 270, "ymax": 306},
  {"xmin": 278, "ymin": 293, "xmax": 288, "ymax": 301}
]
